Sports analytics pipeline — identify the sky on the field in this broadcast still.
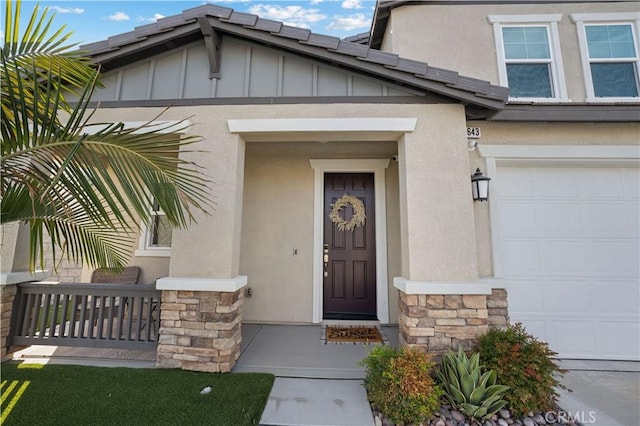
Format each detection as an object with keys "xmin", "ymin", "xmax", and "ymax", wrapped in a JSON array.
[{"xmin": 13, "ymin": 0, "xmax": 377, "ymax": 47}]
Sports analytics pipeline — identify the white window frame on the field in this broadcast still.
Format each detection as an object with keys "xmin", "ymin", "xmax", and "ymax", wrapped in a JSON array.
[
  {"xmin": 488, "ymin": 14, "xmax": 569, "ymax": 102},
  {"xmin": 571, "ymin": 12, "xmax": 640, "ymax": 102},
  {"xmin": 135, "ymin": 202, "xmax": 172, "ymax": 257}
]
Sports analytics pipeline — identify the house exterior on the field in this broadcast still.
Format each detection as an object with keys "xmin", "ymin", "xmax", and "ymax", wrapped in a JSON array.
[{"xmin": 2, "ymin": 0, "xmax": 638, "ymax": 371}]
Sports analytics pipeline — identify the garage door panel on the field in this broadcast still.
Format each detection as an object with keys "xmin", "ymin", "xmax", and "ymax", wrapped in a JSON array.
[
  {"xmin": 503, "ymin": 280, "xmax": 544, "ymax": 312},
  {"xmin": 586, "ymin": 202, "xmax": 629, "ymax": 236},
  {"xmin": 541, "ymin": 241, "xmax": 587, "ymax": 274},
  {"xmin": 537, "ymin": 203, "xmax": 582, "ymax": 236},
  {"xmin": 502, "ymin": 241, "xmax": 540, "ymax": 274},
  {"xmin": 549, "ymin": 320, "xmax": 597, "ymax": 356},
  {"xmin": 627, "ymin": 203, "xmax": 640, "ymax": 235},
  {"xmin": 592, "ymin": 281, "xmax": 640, "ymax": 314},
  {"xmin": 579, "ymin": 168, "xmax": 627, "ymax": 199},
  {"xmin": 532, "ymin": 169, "xmax": 579, "ymax": 198},
  {"xmin": 499, "ymin": 170, "xmax": 534, "ymax": 197},
  {"xmin": 497, "ymin": 166, "xmax": 639, "ymax": 360},
  {"xmin": 597, "ymin": 321, "xmax": 640, "ymax": 359},
  {"xmin": 543, "ymin": 281, "xmax": 592, "ymax": 313},
  {"xmin": 500, "ymin": 202, "xmax": 536, "ymax": 236},
  {"xmin": 621, "ymin": 169, "xmax": 640, "ymax": 199},
  {"xmin": 588, "ymin": 241, "xmax": 639, "ymax": 277}
]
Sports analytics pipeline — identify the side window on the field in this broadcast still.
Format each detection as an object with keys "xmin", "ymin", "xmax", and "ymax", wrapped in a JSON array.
[
  {"xmin": 148, "ymin": 199, "xmax": 172, "ymax": 248},
  {"xmin": 489, "ymin": 15, "xmax": 567, "ymax": 102},
  {"xmin": 135, "ymin": 198, "xmax": 172, "ymax": 257}
]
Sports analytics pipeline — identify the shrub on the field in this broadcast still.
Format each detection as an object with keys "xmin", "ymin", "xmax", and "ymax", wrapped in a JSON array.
[
  {"xmin": 360, "ymin": 345, "xmax": 443, "ymax": 424},
  {"xmin": 476, "ymin": 323, "xmax": 568, "ymax": 417},
  {"xmin": 436, "ymin": 346, "xmax": 509, "ymax": 420}
]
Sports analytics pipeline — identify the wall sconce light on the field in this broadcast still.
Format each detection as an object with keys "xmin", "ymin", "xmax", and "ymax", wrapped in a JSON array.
[{"xmin": 471, "ymin": 168, "xmax": 491, "ymax": 202}]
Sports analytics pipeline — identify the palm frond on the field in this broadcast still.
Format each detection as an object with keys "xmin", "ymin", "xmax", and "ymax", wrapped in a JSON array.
[{"xmin": 1, "ymin": 0, "xmax": 212, "ymax": 271}]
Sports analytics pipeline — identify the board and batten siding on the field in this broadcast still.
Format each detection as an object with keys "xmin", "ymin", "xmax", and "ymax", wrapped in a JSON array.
[{"xmin": 92, "ymin": 38, "xmax": 421, "ymax": 102}]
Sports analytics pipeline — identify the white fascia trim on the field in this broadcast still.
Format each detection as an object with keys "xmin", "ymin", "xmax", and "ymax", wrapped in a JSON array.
[
  {"xmin": 83, "ymin": 120, "xmax": 191, "ymax": 135},
  {"xmin": 478, "ymin": 145, "xmax": 640, "ymax": 161},
  {"xmin": 393, "ymin": 277, "xmax": 494, "ymax": 295},
  {"xmin": 1, "ymin": 270, "xmax": 47, "ymax": 285},
  {"xmin": 227, "ymin": 118, "xmax": 417, "ymax": 134},
  {"xmin": 156, "ymin": 276, "xmax": 247, "ymax": 292}
]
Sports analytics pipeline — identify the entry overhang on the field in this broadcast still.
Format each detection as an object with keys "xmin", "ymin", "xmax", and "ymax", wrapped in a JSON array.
[{"xmin": 227, "ymin": 117, "xmax": 417, "ymax": 142}]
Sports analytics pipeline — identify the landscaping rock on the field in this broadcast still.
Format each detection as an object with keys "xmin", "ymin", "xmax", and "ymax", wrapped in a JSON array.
[
  {"xmin": 451, "ymin": 410, "xmax": 465, "ymax": 423},
  {"xmin": 371, "ymin": 400, "xmax": 569, "ymax": 426}
]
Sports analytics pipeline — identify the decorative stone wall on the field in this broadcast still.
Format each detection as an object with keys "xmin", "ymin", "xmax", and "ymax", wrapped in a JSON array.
[
  {"xmin": 1, "ymin": 284, "xmax": 17, "ymax": 362},
  {"xmin": 157, "ymin": 289, "xmax": 243, "ymax": 372},
  {"xmin": 398, "ymin": 288, "xmax": 509, "ymax": 354}
]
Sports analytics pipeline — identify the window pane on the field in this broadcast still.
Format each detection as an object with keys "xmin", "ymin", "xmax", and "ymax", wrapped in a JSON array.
[
  {"xmin": 150, "ymin": 214, "xmax": 172, "ymax": 247},
  {"xmin": 507, "ymin": 64, "xmax": 553, "ymax": 97},
  {"xmin": 591, "ymin": 63, "xmax": 639, "ymax": 97},
  {"xmin": 503, "ymin": 26, "xmax": 550, "ymax": 59},
  {"xmin": 586, "ymin": 25, "xmax": 636, "ymax": 59}
]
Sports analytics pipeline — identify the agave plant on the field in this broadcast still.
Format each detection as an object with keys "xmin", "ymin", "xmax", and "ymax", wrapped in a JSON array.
[
  {"xmin": 1, "ymin": 0, "xmax": 211, "ymax": 271},
  {"xmin": 435, "ymin": 347, "xmax": 510, "ymax": 420}
]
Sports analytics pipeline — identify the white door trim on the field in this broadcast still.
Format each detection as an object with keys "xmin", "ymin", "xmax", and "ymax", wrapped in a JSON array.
[{"xmin": 310, "ymin": 159, "xmax": 391, "ymax": 324}]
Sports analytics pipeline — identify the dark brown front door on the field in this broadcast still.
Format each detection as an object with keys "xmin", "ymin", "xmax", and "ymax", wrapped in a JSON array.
[{"xmin": 323, "ymin": 173, "xmax": 376, "ymax": 320}]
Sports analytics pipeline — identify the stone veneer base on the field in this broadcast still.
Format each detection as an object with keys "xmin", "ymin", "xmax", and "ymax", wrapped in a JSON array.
[
  {"xmin": 157, "ymin": 289, "xmax": 243, "ymax": 373},
  {"xmin": 397, "ymin": 288, "xmax": 509, "ymax": 354}
]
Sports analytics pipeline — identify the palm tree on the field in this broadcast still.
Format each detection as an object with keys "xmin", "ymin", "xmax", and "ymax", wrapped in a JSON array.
[{"xmin": 1, "ymin": 0, "xmax": 211, "ymax": 272}]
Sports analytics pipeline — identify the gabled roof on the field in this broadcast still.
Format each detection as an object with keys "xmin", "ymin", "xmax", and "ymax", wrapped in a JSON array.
[{"xmin": 80, "ymin": 3, "xmax": 508, "ymax": 116}]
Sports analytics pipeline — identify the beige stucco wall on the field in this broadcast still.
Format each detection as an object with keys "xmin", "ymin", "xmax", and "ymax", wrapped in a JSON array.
[
  {"xmin": 384, "ymin": 2, "xmax": 639, "ymax": 102},
  {"xmin": 88, "ymin": 103, "xmax": 475, "ymax": 323}
]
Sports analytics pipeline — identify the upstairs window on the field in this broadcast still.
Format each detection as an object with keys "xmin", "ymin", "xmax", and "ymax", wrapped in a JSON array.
[
  {"xmin": 489, "ymin": 15, "xmax": 567, "ymax": 102},
  {"xmin": 503, "ymin": 26, "xmax": 553, "ymax": 97},
  {"xmin": 572, "ymin": 13, "xmax": 640, "ymax": 101}
]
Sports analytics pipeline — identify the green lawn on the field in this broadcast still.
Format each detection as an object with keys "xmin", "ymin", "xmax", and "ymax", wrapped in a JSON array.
[{"xmin": 1, "ymin": 363, "xmax": 274, "ymax": 426}]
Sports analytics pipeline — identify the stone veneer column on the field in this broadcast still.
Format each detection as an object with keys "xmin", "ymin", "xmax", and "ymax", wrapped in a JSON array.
[
  {"xmin": 0, "ymin": 284, "xmax": 17, "ymax": 362},
  {"xmin": 157, "ymin": 288, "xmax": 243, "ymax": 372},
  {"xmin": 486, "ymin": 288, "xmax": 510, "ymax": 328}
]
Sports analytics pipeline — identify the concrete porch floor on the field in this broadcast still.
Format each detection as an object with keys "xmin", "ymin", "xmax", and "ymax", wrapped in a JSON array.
[{"xmin": 233, "ymin": 323, "xmax": 399, "ymax": 378}]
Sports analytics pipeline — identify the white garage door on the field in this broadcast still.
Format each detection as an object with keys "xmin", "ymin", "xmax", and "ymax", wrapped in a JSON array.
[{"xmin": 496, "ymin": 166, "xmax": 639, "ymax": 360}]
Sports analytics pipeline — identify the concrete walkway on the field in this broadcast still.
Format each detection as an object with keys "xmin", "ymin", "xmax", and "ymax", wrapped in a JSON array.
[
  {"xmin": 234, "ymin": 324, "xmax": 392, "ymax": 426},
  {"xmin": 260, "ymin": 378, "xmax": 374, "ymax": 426}
]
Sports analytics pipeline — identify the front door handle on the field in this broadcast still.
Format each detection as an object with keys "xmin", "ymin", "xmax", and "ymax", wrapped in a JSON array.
[{"xmin": 323, "ymin": 244, "xmax": 329, "ymax": 277}]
